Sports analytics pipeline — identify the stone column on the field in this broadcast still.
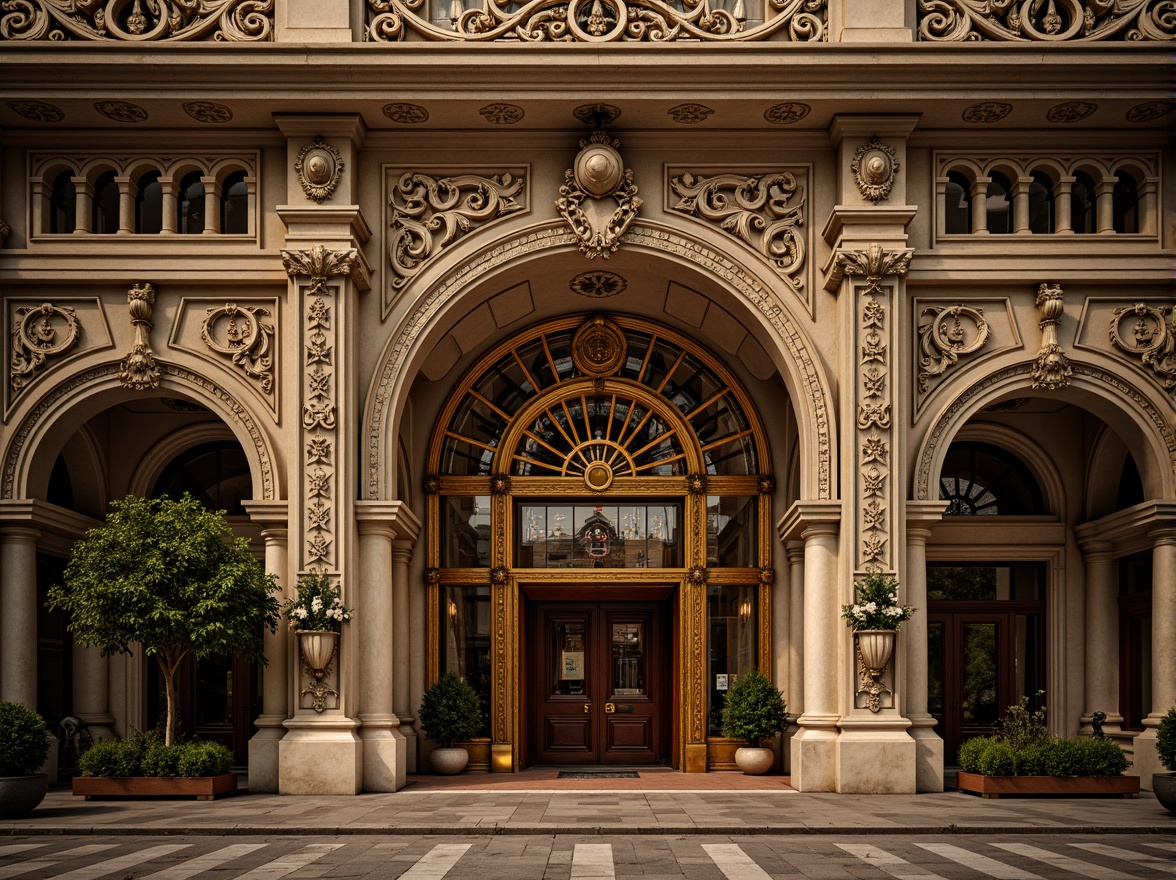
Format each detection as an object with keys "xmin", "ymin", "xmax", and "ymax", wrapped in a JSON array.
[
  {"xmin": 159, "ymin": 177, "xmax": 178, "ymax": 234},
  {"xmin": 1080, "ymin": 539, "xmax": 1122, "ymax": 732},
  {"xmin": 1135, "ymin": 528, "xmax": 1176, "ymax": 781},
  {"xmin": 780, "ymin": 541, "xmax": 805, "ymax": 774},
  {"xmin": 201, "ymin": 176, "xmax": 221, "ymax": 235},
  {"xmin": 970, "ymin": 178, "xmax": 990, "ymax": 234},
  {"xmin": 1095, "ymin": 179, "xmax": 1116, "ymax": 233},
  {"xmin": 70, "ymin": 176, "xmax": 92, "ymax": 234},
  {"xmin": 0, "ymin": 527, "xmax": 40, "ymax": 708},
  {"xmin": 905, "ymin": 502, "xmax": 947, "ymax": 791},
  {"xmin": 392, "ymin": 540, "xmax": 419, "ymax": 771},
  {"xmin": 1054, "ymin": 177, "xmax": 1075, "ymax": 234},
  {"xmin": 356, "ymin": 511, "xmax": 401, "ymax": 792},
  {"xmin": 243, "ymin": 501, "xmax": 289, "ymax": 793},
  {"xmin": 72, "ymin": 646, "xmax": 115, "ymax": 742},
  {"xmin": 114, "ymin": 176, "xmax": 136, "ymax": 235}
]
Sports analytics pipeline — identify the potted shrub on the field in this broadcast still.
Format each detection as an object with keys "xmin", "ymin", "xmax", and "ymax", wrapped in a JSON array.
[
  {"xmin": 73, "ymin": 734, "xmax": 237, "ymax": 800},
  {"xmin": 47, "ymin": 493, "xmax": 280, "ymax": 747},
  {"xmin": 1153, "ymin": 707, "xmax": 1176, "ymax": 814},
  {"xmin": 720, "ymin": 668, "xmax": 787, "ymax": 775},
  {"xmin": 0, "ymin": 701, "xmax": 51, "ymax": 818},
  {"xmin": 956, "ymin": 694, "xmax": 1138, "ymax": 798},
  {"xmin": 840, "ymin": 572, "xmax": 914, "ymax": 713},
  {"xmin": 418, "ymin": 672, "xmax": 482, "ymax": 775}
]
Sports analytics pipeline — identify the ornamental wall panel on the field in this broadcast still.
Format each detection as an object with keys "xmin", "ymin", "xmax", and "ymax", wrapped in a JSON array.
[{"xmin": 1074, "ymin": 296, "xmax": 1176, "ymax": 396}]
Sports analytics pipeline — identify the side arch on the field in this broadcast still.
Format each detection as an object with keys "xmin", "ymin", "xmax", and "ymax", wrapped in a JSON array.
[
  {"xmin": 946, "ymin": 422, "xmax": 1066, "ymax": 518},
  {"xmin": 363, "ymin": 219, "xmax": 836, "ymax": 502}
]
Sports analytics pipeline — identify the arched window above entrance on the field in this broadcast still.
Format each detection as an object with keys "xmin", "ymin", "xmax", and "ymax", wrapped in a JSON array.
[
  {"xmin": 152, "ymin": 440, "xmax": 250, "ymax": 516},
  {"xmin": 939, "ymin": 440, "xmax": 1046, "ymax": 516}
]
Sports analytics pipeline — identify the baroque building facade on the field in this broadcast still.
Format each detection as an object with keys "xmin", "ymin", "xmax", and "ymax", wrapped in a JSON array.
[{"xmin": 0, "ymin": 0, "xmax": 1172, "ymax": 795}]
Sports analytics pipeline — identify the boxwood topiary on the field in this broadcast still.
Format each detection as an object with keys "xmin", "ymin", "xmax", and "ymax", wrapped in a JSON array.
[
  {"xmin": 1157, "ymin": 707, "xmax": 1176, "ymax": 772},
  {"xmin": 175, "ymin": 741, "xmax": 233, "ymax": 777},
  {"xmin": 79, "ymin": 739, "xmax": 143, "ymax": 778},
  {"xmin": 720, "ymin": 669, "xmax": 787, "ymax": 748},
  {"xmin": 140, "ymin": 744, "xmax": 182, "ymax": 778},
  {"xmin": 0, "ymin": 701, "xmax": 50, "ymax": 776},
  {"xmin": 976, "ymin": 740, "xmax": 1017, "ymax": 776},
  {"xmin": 957, "ymin": 735, "xmax": 995, "ymax": 773},
  {"xmin": 419, "ymin": 672, "xmax": 483, "ymax": 749}
]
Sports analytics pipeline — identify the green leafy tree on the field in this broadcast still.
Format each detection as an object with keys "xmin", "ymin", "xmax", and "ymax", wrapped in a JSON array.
[{"xmin": 47, "ymin": 494, "xmax": 279, "ymax": 746}]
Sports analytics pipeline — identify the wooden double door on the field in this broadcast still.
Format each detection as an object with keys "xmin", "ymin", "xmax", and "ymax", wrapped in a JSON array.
[{"xmin": 530, "ymin": 601, "xmax": 669, "ymax": 765}]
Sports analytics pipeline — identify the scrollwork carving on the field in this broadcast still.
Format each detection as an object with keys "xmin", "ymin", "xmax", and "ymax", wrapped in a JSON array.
[
  {"xmin": 669, "ymin": 170, "xmax": 806, "ymax": 286},
  {"xmin": 557, "ymin": 131, "xmax": 641, "ymax": 259},
  {"xmin": 916, "ymin": 0, "xmax": 1173, "ymax": 41},
  {"xmin": 200, "ymin": 303, "xmax": 275, "ymax": 394},
  {"xmin": 119, "ymin": 283, "xmax": 160, "ymax": 391},
  {"xmin": 10, "ymin": 302, "xmax": 81, "ymax": 392},
  {"xmin": 1, "ymin": 0, "xmax": 273, "ymax": 41},
  {"xmin": 1109, "ymin": 302, "xmax": 1176, "ymax": 392},
  {"xmin": 389, "ymin": 171, "xmax": 525, "ymax": 290},
  {"xmin": 917, "ymin": 305, "xmax": 990, "ymax": 393},
  {"xmin": 1031, "ymin": 283, "xmax": 1072, "ymax": 390},
  {"xmin": 366, "ymin": 0, "xmax": 826, "ymax": 42}
]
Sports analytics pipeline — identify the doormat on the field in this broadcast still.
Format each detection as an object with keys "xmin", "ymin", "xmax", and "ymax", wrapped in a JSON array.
[{"xmin": 557, "ymin": 771, "xmax": 640, "ymax": 779}]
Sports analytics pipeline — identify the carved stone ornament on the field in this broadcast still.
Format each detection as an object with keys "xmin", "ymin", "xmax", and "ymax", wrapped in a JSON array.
[
  {"xmin": 962, "ymin": 102, "xmax": 1012, "ymax": 123},
  {"xmin": 389, "ymin": 171, "xmax": 525, "ymax": 290},
  {"xmin": 917, "ymin": 305, "xmax": 990, "ymax": 393},
  {"xmin": 0, "ymin": 0, "xmax": 274, "ymax": 41},
  {"xmin": 825, "ymin": 244, "xmax": 913, "ymax": 294},
  {"xmin": 917, "ymin": 0, "xmax": 1174, "ymax": 41},
  {"xmin": 294, "ymin": 136, "xmax": 343, "ymax": 204},
  {"xmin": 1127, "ymin": 102, "xmax": 1175, "ymax": 123},
  {"xmin": 282, "ymin": 245, "xmax": 358, "ymax": 297},
  {"xmin": 119, "ymin": 283, "xmax": 161, "ymax": 391},
  {"xmin": 366, "ymin": 0, "xmax": 826, "ymax": 42},
  {"xmin": 668, "ymin": 103, "xmax": 714, "ymax": 124},
  {"xmin": 10, "ymin": 302, "xmax": 81, "ymax": 392},
  {"xmin": 479, "ymin": 103, "xmax": 524, "ymax": 124},
  {"xmin": 382, "ymin": 103, "xmax": 429, "ymax": 124},
  {"xmin": 569, "ymin": 270, "xmax": 626, "ymax": 298},
  {"xmin": 571, "ymin": 315, "xmax": 626, "ymax": 376},
  {"xmin": 8, "ymin": 100, "xmax": 63, "ymax": 122},
  {"xmin": 850, "ymin": 136, "xmax": 899, "ymax": 205},
  {"xmin": 764, "ymin": 102, "xmax": 811, "ymax": 124},
  {"xmin": 1109, "ymin": 302, "xmax": 1176, "ymax": 393},
  {"xmin": 95, "ymin": 101, "xmax": 147, "ymax": 123},
  {"xmin": 557, "ymin": 130, "xmax": 642, "ymax": 259},
  {"xmin": 1031, "ymin": 283, "xmax": 1072, "ymax": 390},
  {"xmin": 183, "ymin": 101, "xmax": 233, "ymax": 123},
  {"xmin": 1046, "ymin": 101, "xmax": 1097, "ymax": 123},
  {"xmin": 669, "ymin": 170, "xmax": 806, "ymax": 285},
  {"xmin": 200, "ymin": 303, "xmax": 276, "ymax": 394}
]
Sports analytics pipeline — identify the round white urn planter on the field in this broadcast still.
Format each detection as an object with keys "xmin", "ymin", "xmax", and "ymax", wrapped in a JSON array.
[
  {"xmin": 0, "ymin": 774, "xmax": 48, "ymax": 818},
  {"xmin": 430, "ymin": 746, "xmax": 470, "ymax": 775},
  {"xmin": 734, "ymin": 746, "xmax": 774, "ymax": 775},
  {"xmin": 855, "ymin": 630, "xmax": 896, "ymax": 672}
]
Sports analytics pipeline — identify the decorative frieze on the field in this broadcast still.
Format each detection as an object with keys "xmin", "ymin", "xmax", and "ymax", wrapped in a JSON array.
[
  {"xmin": 557, "ymin": 131, "xmax": 641, "ymax": 259},
  {"xmin": 118, "ymin": 283, "xmax": 161, "ymax": 391},
  {"xmin": 388, "ymin": 170, "xmax": 526, "ymax": 290},
  {"xmin": 9, "ymin": 302, "xmax": 81, "ymax": 393},
  {"xmin": 366, "ymin": 0, "xmax": 826, "ymax": 42},
  {"xmin": 1, "ymin": 0, "xmax": 273, "ymax": 41},
  {"xmin": 1031, "ymin": 283, "xmax": 1072, "ymax": 390},
  {"xmin": 917, "ymin": 305, "xmax": 990, "ymax": 393},
  {"xmin": 199, "ymin": 303, "xmax": 275, "ymax": 395},
  {"xmin": 917, "ymin": 0, "xmax": 1174, "ymax": 41},
  {"xmin": 1108, "ymin": 302, "xmax": 1176, "ymax": 393},
  {"xmin": 668, "ymin": 169, "xmax": 806, "ymax": 288}
]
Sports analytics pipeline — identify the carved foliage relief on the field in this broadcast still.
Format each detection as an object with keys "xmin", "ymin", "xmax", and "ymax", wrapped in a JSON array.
[
  {"xmin": 917, "ymin": 305, "xmax": 990, "ymax": 393},
  {"xmin": 366, "ymin": 0, "xmax": 826, "ymax": 43},
  {"xmin": 388, "ymin": 169, "xmax": 527, "ymax": 297},
  {"xmin": 557, "ymin": 131, "xmax": 641, "ymax": 259},
  {"xmin": 917, "ymin": 0, "xmax": 1174, "ymax": 41},
  {"xmin": 9, "ymin": 302, "xmax": 81, "ymax": 393},
  {"xmin": 1031, "ymin": 282, "xmax": 1072, "ymax": 390},
  {"xmin": 119, "ymin": 283, "xmax": 161, "ymax": 391},
  {"xmin": 1108, "ymin": 302, "xmax": 1176, "ymax": 394},
  {"xmin": 668, "ymin": 168, "xmax": 807, "ymax": 291},
  {"xmin": 1, "ymin": 0, "xmax": 274, "ymax": 41},
  {"xmin": 200, "ymin": 303, "xmax": 276, "ymax": 395}
]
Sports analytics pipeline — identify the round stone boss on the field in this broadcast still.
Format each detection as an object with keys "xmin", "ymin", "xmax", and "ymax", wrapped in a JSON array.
[{"xmin": 574, "ymin": 142, "xmax": 624, "ymax": 198}]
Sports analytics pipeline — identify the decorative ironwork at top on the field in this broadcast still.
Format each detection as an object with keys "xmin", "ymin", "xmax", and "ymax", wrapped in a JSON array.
[
  {"xmin": 1, "ymin": 0, "xmax": 273, "ymax": 41},
  {"xmin": 366, "ymin": 0, "xmax": 826, "ymax": 42},
  {"xmin": 917, "ymin": 0, "xmax": 1174, "ymax": 41}
]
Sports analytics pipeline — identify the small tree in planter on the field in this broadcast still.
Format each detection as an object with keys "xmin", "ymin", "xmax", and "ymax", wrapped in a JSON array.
[
  {"xmin": 418, "ymin": 672, "xmax": 482, "ymax": 775},
  {"xmin": 48, "ymin": 494, "xmax": 280, "ymax": 747},
  {"xmin": 1153, "ymin": 707, "xmax": 1176, "ymax": 814},
  {"xmin": 721, "ymin": 669, "xmax": 787, "ymax": 775},
  {"xmin": 0, "ymin": 701, "xmax": 51, "ymax": 818}
]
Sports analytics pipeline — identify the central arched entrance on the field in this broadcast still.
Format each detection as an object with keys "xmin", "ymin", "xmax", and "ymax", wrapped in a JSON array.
[{"xmin": 425, "ymin": 314, "xmax": 775, "ymax": 770}]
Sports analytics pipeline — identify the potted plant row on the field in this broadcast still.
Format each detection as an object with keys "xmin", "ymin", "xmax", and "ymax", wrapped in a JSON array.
[
  {"xmin": 0, "ymin": 701, "xmax": 51, "ymax": 818},
  {"xmin": 73, "ymin": 734, "xmax": 238, "ymax": 800},
  {"xmin": 721, "ymin": 668, "xmax": 787, "ymax": 774},
  {"xmin": 955, "ymin": 693, "xmax": 1139, "ymax": 798}
]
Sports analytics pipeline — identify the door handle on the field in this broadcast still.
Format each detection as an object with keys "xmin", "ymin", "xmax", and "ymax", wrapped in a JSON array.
[
  {"xmin": 605, "ymin": 703, "xmax": 615, "ymax": 714},
  {"xmin": 584, "ymin": 704, "xmax": 591, "ymax": 714}
]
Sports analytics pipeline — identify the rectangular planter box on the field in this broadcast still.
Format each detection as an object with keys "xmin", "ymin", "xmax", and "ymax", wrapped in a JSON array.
[
  {"xmin": 956, "ymin": 771, "xmax": 1140, "ymax": 799},
  {"xmin": 72, "ymin": 773, "xmax": 238, "ymax": 801}
]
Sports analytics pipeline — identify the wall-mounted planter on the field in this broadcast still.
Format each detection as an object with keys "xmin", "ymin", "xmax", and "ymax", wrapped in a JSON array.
[
  {"xmin": 72, "ymin": 773, "xmax": 238, "ymax": 801},
  {"xmin": 956, "ymin": 771, "xmax": 1139, "ymax": 799}
]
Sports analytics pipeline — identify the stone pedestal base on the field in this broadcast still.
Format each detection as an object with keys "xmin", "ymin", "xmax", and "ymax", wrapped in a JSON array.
[
  {"xmin": 789, "ymin": 726, "xmax": 837, "ymax": 791},
  {"xmin": 39, "ymin": 733, "xmax": 59, "ymax": 784},
  {"xmin": 398, "ymin": 722, "xmax": 419, "ymax": 773},
  {"xmin": 909, "ymin": 718, "xmax": 944, "ymax": 792},
  {"xmin": 359, "ymin": 722, "xmax": 406, "ymax": 792},
  {"xmin": 1133, "ymin": 728, "xmax": 1163, "ymax": 789},
  {"xmin": 247, "ymin": 722, "xmax": 286, "ymax": 793},
  {"xmin": 279, "ymin": 720, "xmax": 362, "ymax": 795},
  {"xmin": 836, "ymin": 724, "xmax": 916, "ymax": 793}
]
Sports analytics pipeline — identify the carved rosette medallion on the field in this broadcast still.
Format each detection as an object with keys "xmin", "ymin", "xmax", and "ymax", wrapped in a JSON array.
[
  {"xmin": 569, "ymin": 270, "xmax": 626, "ymax": 298},
  {"xmin": 573, "ymin": 104, "xmax": 621, "ymax": 125},
  {"xmin": 119, "ymin": 283, "xmax": 161, "ymax": 391},
  {"xmin": 1127, "ymin": 102, "xmax": 1175, "ymax": 123},
  {"xmin": 283, "ymin": 246, "xmax": 357, "ymax": 575},
  {"xmin": 382, "ymin": 103, "xmax": 429, "ymax": 124},
  {"xmin": 479, "ymin": 103, "xmax": 524, "ymax": 124},
  {"xmin": 10, "ymin": 302, "xmax": 81, "ymax": 393},
  {"xmin": 917, "ymin": 305, "xmax": 990, "ymax": 393},
  {"xmin": 763, "ymin": 102, "xmax": 811, "ymax": 124},
  {"xmin": 1031, "ymin": 283, "xmax": 1072, "ymax": 390},
  {"xmin": 7, "ymin": 100, "xmax": 63, "ymax": 122},
  {"xmin": 917, "ymin": 0, "xmax": 1175, "ymax": 41},
  {"xmin": 668, "ymin": 103, "xmax": 714, "ymax": 124},
  {"xmin": 962, "ymin": 102, "xmax": 1012, "ymax": 123},
  {"xmin": 94, "ymin": 101, "xmax": 147, "ymax": 123},
  {"xmin": 850, "ymin": 136, "xmax": 899, "ymax": 204},
  {"xmin": 669, "ymin": 170, "xmax": 806, "ymax": 287},
  {"xmin": 294, "ymin": 136, "xmax": 343, "ymax": 204},
  {"xmin": 183, "ymin": 101, "xmax": 233, "ymax": 123},
  {"xmin": 1046, "ymin": 101, "xmax": 1096, "ymax": 123},
  {"xmin": 557, "ymin": 130, "xmax": 642, "ymax": 259},
  {"xmin": 388, "ymin": 171, "xmax": 526, "ymax": 290},
  {"xmin": 366, "ymin": 0, "xmax": 827, "ymax": 42},
  {"xmin": 0, "ymin": 0, "xmax": 274, "ymax": 41},
  {"xmin": 571, "ymin": 315, "xmax": 626, "ymax": 376},
  {"xmin": 1109, "ymin": 302, "xmax": 1176, "ymax": 392},
  {"xmin": 200, "ymin": 303, "xmax": 276, "ymax": 394}
]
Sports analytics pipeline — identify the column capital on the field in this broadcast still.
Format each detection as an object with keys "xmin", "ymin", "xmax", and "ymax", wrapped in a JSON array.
[
  {"xmin": 243, "ymin": 499, "xmax": 289, "ymax": 530},
  {"xmin": 1148, "ymin": 527, "xmax": 1176, "ymax": 546},
  {"xmin": 906, "ymin": 500, "xmax": 948, "ymax": 529},
  {"xmin": 1078, "ymin": 538, "xmax": 1115, "ymax": 561},
  {"xmin": 777, "ymin": 500, "xmax": 842, "ymax": 543},
  {"xmin": 356, "ymin": 500, "xmax": 422, "ymax": 543}
]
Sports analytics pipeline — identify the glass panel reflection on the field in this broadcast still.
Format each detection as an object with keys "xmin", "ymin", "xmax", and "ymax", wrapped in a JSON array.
[
  {"xmin": 928, "ymin": 622, "xmax": 943, "ymax": 717},
  {"xmin": 517, "ymin": 503, "xmax": 680, "ymax": 568},
  {"xmin": 441, "ymin": 496, "xmax": 491, "ymax": 567},
  {"xmin": 706, "ymin": 496, "xmax": 757, "ymax": 567},
  {"xmin": 706, "ymin": 584, "xmax": 758, "ymax": 736},
  {"xmin": 961, "ymin": 622, "xmax": 998, "ymax": 727},
  {"xmin": 441, "ymin": 586, "xmax": 490, "ymax": 735},
  {"xmin": 612, "ymin": 622, "xmax": 644, "ymax": 695},
  {"xmin": 555, "ymin": 621, "xmax": 586, "ymax": 696}
]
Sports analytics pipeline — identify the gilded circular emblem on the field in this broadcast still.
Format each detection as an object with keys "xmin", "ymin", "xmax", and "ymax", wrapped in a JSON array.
[
  {"xmin": 584, "ymin": 461, "xmax": 614, "ymax": 493},
  {"xmin": 571, "ymin": 316, "xmax": 626, "ymax": 377}
]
